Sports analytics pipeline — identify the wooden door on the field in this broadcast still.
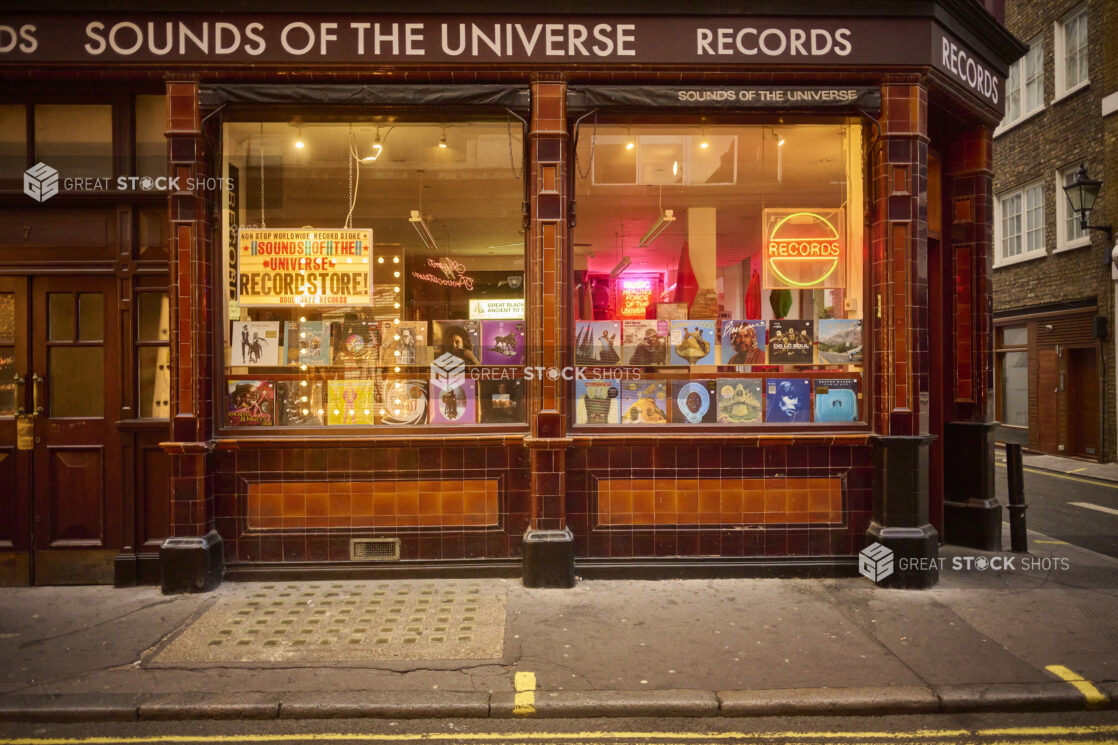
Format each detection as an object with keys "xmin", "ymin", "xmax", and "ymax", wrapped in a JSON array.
[
  {"xmin": 0, "ymin": 277, "xmax": 32, "ymax": 585},
  {"xmin": 30, "ymin": 276, "xmax": 121, "ymax": 584},
  {"xmin": 1068, "ymin": 347, "xmax": 1099, "ymax": 459},
  {"xmin": 1036, "ymin": 349, "xmax": 1060, "ymax": 454}
]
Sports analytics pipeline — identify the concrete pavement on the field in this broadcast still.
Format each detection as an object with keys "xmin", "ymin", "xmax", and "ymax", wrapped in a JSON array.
[{"xmin": 1, "ymin": 523, "xmax": 1117, "ymax": 723}]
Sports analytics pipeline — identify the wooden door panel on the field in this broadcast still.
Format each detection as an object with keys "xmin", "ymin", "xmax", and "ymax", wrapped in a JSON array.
[
  {"xmin": 139, "ymin": 445, "xmax": 170, "ymax": 550},
  {"xmin": 0, "ymin": 277, "xmax": 30, "ymax": 584},
  {"xmin": 1036, "ymin": 350, "xmax": 1059, "ymax": 454},
  {"xmin": 1069, "ymin": 348, "xmax": 1099, "ymax": 458},
  {"xmin": 47, "ymin": 446, "xmax": 104, "ymax": 545},
  {"xmin": 0, "ymin": 448, "xmax": 15, "ymax": 546}
]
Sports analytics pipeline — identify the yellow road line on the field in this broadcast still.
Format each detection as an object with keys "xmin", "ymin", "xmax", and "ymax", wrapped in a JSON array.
[
  {"xmin": 995, "ymin": 462, "xmax": 1118, "ymax": 488},
  {"xmin": 1046, "ymin": 664, "xmax": 1109, "ymax": 710},
  {"xmin": 1034, "ymin": 540, "xmax": 1070, "ymax": 544},
  {"xmin": 513, "ymin": 670, "xmax": 537, "ymax": 717},
  {"xmin": 6, "ymin": 725, "xmax": 1118, "ymax": 745}
]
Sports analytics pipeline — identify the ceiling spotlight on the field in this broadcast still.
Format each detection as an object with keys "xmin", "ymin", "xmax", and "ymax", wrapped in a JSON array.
[
  {"xmin": 294, "ymin": 127, "xmax": 305, "ymax": 150},
  {"xmin": 625, "ymin": 128, "xmax": 635, "ymax": 151},
  {"xmin": 774, "ymin": 131, "xmax": 785, "ymax": 147},
  {"xmin": 438, "ymin": 129, "xmax": 448, "ymax": 149},
  {"xmin": 699, "ymin": 129, "xmax": 709, "ymax": 149}
]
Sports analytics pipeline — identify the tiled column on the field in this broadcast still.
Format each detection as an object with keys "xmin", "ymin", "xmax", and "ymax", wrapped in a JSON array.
[
  {"xmin": 866, "ymin": 82, "xmax": 938, "ymax": 588},
  {"xmin": 522, "ymin": 78, "xmax": 574, "ymax": 588},
  {"xmin": 161, "ymin": 81, "xmax": 222, "ymax": 592},
  {"xmin": 942, "ymin": 126, "xmax": 1001, "ymax": 551}
]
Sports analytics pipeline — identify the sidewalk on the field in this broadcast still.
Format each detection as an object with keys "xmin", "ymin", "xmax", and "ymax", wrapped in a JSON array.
[
  {"xmin": 996, "ymin": 443, "xmax": 1118, "ymax": 484},
  {"xmin": 1, "ymin": 525, "xmax": 1117, "ymax": 723}
]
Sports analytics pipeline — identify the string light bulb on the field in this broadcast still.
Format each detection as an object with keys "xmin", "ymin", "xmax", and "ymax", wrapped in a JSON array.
[
  {"xmin": 699, "ymin": 128, "xmax": 709, "ymax": 149},
  {"xmin": 774, "ymin": 130, "xmax": 785, "ymax": 147},
  {"xmin": 438, "ymin": 128, "xmax": 448, "ymax": 149},
  {"xmin": 294, "ymin": 126, "xmax": 305, "ymax": 150},
  {"xmin": 625, "ymin": 128, "xmax": 635, "ymax": 151}
]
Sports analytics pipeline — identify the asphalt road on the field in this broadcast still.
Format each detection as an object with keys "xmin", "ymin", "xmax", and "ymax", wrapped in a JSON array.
[
  {"xmin": 994, "ymin": 461, "xmax": 1118, "ymax": 559},
  {"xmin": 3, "ymin": 712, "xmax": 1118, "ymax": 745}
]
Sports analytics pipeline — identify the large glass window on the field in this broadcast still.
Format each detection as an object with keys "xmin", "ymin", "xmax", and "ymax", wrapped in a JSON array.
[
  {"xmin": 572, "ymin": 122, "xmax": 865, "ymax": 427},
  {"xmin": 1056, "ymin": 5, "xmax": 1089, "ymax": 97},
  {"xmin": 996, "ymin": 326, "xmax": 1028, "ymax": 428},
  {"xmin": 0, "ymin": 105, "xmax": 26, "ymax": 189},
  {"xmin": 221, "ymin": 118, "xmax": 526, "ymax": 429},
  {"xmin": 999, "ymin": 38, "xmax": 1043, "ymax": 130},
  {"xmin": 34, "ymin": 104, "xmax": 113, "ymax": 179},
  {"xmin": 995, "ymin": 181, "xmax": 1045, "ymax": 266}
]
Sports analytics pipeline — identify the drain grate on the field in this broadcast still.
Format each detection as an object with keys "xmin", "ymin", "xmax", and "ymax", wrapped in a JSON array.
[
  {"xmin": 350, "ymin": 538, "xmax": 400, "ymax": 561},
  {"xmin": 151, "ymin": 580, "xmax": 507, "ymax": 663}
]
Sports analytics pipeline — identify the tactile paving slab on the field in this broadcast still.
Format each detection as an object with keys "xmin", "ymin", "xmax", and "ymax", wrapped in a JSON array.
[{"xmin": 151, "ymin": 580, "xmax": 507, "ymax": 663}]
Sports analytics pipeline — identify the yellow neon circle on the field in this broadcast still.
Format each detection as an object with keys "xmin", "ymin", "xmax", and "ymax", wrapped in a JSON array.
[{"xmin": 767, "ymin": 211, "xmax": 841, "ymax": 287}]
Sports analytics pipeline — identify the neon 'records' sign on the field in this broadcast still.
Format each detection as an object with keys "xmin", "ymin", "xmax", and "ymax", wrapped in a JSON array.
[{"xmin": 762, "ymin": 208, "xmax": 845, "ymax": 289}]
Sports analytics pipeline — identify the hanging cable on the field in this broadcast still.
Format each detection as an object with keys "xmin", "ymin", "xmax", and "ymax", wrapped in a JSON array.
[
  {"xmin": 573, "ymin": 109, "xmax": 599, "ymax": 180},
  {"xmin": 258, "ymin": 122, "xmax": 266, "ymax": 228},
  {"xmin": 505, "ymin": 111, "xmax": 525, "ymax": 180},
  {"xmin": 345, "ymin": 127, "xmax": 360, "ymax": 229}
]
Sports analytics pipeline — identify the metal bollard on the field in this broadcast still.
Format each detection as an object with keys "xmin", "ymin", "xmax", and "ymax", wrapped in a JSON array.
[{"xmin": 1005, "ymin": 443, "xmax": 1028, "ymax": 553}]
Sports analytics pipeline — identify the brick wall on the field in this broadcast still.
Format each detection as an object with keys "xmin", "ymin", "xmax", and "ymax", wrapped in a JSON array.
[{"xmin": 992, "ymin": 0, "xmax": 1115, "ymax": 460}]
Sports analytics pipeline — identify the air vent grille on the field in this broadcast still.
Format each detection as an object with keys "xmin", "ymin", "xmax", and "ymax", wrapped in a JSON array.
[{"xmin": 350, "ymin": 538, "xmax": 400, "ymax": 561}]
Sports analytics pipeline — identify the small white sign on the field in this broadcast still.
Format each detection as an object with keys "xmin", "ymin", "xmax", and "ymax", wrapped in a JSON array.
[{"xmin": 469, "ymin": 298, "xmax": 525, "ymax": 320}]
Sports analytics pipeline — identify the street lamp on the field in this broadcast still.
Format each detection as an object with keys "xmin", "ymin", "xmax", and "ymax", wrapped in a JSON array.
[{"xmin": 1062, "ymin": 163, "xmax": 1113, "ymax": 265}]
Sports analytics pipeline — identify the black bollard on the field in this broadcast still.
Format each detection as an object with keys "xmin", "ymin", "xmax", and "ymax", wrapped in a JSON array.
[{"xmin": 1005, "ymin": 443, "xmax": 1028, "ymax": 553}]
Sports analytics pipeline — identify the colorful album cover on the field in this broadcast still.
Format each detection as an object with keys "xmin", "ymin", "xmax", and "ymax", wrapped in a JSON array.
[
  {"xmin": 284, "ymin": 321, "xmax": 330, "ymax": 366},
  {"xmin": 380, "ymin": 321, "xmax": 429, "ymax": 366},
  {"xmin": 574, "ymin": 379, "xmax": 620, "ymax": 425},
  {"xmin": 814, "ymin": 378, "xmax": 860, "ymax": 422},
  {"xmin": 765, "ymin": 378, "xmax": 812, "ymax": 423},
  {"xmin": 378, "ymin": 379, "xmax": 428, "ymax": 425},
  {"xmin": 720, "ymin": 320, "xmax": 767, "ymax": 365},
  {"xmin": 671, "ymin": 379, "xmax": 717, "ymax": 424},
  {"xmin": 716, "ymin": 379, "xmax": 763, "ymax": 424},
  {"xmin": 574, "ymin": 321, "xmax": 622, "ymax": 365},
  {"xmin": 768, "ymin": 320, "xmax": 815, "ymax": 365},
  {"xmin": 432, "ymin": 320, "xmax": 482, "ymax": 366},
  {"xmin": 669, "ymin": 320, "xmax": 717, "ymax": 366},
  {"xmin": 816, "ymin": 319, "xmax": 863, "ymax": 364},
  {"xmin": 429, "ymin": 378, "xmax": 477, "ymax": 424},
  {"xmin": 622, "ymin": 320, "xmax": 669, "ymax": 366},
  {"xmin": 226, "ymin": 380, "xmax": 275, "ymax": 426},
  {"xmin": 480, "ymin": 320, "xmax": 526, "ymax": 365},
  {"xmin": 479, "ymin": 378, "xmax": 526, "ymax": 423},
  {"xmin": 231, "ymin": 321, "xmax": 281, "ymax": 366},
  {"xmin": 330, "ymin": 319, "xmax": 380, "ymax": 367},
  {"xmin": 620, "ymin": 380, "xmax": 669, "ymax": 424},
  {"xmin": 327, "ymin": 379, "xmax": 376, "ymax": 425},
  {"xmin": 276, "ymin": 380, "xmax": 324, "ymax": 426}
]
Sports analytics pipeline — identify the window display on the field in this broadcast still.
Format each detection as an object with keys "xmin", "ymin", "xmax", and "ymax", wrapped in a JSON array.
[
  {"xmin": 573, "ymin": 122, "xmax": 865, "ymax": 427},
  {"xmin": 221, "ymin": 118, "xmax": 526, "ymax": 429}
]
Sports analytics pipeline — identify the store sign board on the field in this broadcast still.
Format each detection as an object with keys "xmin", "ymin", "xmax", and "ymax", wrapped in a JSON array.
[
  {"xmin": 469, "ymin": 298, "xmax": 525, "ymax": 319},
  {"xmin": 762, "ymin": 208, "xmax": 845, "ymax": 290},
  {"xmin": 236, "ymin": 228, "xmax": 373, "ymax": 307},
  {"xmin": 931, "ymin": 26, "xmax": 1002, "ymax": 111},
  {"xmin": 573, "ymin": 86, "xmax": 880, "ymax": 111}
]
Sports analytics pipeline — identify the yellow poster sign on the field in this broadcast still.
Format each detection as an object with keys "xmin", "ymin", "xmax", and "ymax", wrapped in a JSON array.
[{"xmin": 237, "ymin": 228, "xmax": 373, "ymax": 306}]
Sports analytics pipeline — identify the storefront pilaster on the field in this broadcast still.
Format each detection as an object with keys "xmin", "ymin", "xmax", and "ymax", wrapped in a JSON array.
[
  {"xmin": 523, "ymin": 79, "xmax": 574, "ymax": 587},
  {"xmin": 942, "ymin": 125, "xmax": 1001, "ymax": 550},
  {"xmin": 867, "ymin": 82, "xmax": 938, "ymax": 587},
  {"xmin": 162, "ymin": 80, "xmax": 222, "ymax": 591}
]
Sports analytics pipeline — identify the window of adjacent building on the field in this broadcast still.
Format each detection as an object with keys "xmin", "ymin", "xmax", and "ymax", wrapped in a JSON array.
[
  {"xmin": 0, "ymin": 105, "xmax": 26, "ymax": 189},
  {"xmin": 1055, "ymin": 5, "xmax": 1089, "ymax": 98},
  {"xmin": 572, "ymin": 122, "xmax": 865, "ymax": 428},
  {"xmin": 994, "ymin": 181, "xmax": 1045, "ymax": 266},
  {"xmin": 1000, "ymin": 38, "xmax": 1043, "ymax": 129},
  {"xmin": 996, "ymin": 326, "xmax": 1028, "ymax": 428},
  {"xmin": 1056, "ymin": 164, "xmax": 1091, "ymax": 251},
  {"xmin": 136, "ymin": 291, "xmax": 170, "ymax": 418},
  {"xmin": 34, "ymin": 104, "xmax": 114, "ymax": 180},
  {"xmin": 220, "ymin": 118, "xmax": 526, "ymax": 429},
  {"xmin": 135, "ymin": 95, "xmax": 167, "ymax": 181}
]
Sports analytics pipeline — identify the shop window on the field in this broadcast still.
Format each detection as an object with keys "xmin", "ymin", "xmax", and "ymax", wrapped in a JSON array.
[
  {"xmin": 1055, "ymin": 5, "xmax": 1088, "ymax": 99},
  {"xmin": 135, "ymin": 95, "xmax": 167, "ymax": 181},
  {"xmin": 572, "ymin": 122, "xmax": 865, "ymax": 428},
  {"xmin": 0, "ymin": 105, "xmax": 26, "ymax": 189},
  {"xmin": 998, "ymin": 38, "xmax": 1043, "ymax": 131},
  {"xmin": 136, "ymin": 291, "xmax": 170, "ymax": 419},
  {"xmin": 994, "ymin": 181, "xmax": 1045, "ymax": 267},
  {"xmin": 221, "ymin": 119, "xmax": 526, "ymax": 429},
  {"xmin": 34, "ymin": 104, "xmax": 113, "ymax": 180},
  {"xmin": 1056, "ymin": 164, "xmax": 1090, "ymax": 251},
  {"xmin": 996, "ymin": 326, "xmax": 1028, "ymax": 428}
]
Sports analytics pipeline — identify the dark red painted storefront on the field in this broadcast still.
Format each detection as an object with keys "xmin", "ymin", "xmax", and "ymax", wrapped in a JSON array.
[{"xmin": 0, "ymin": 3, "xmax": 1024, "ymax": 589}]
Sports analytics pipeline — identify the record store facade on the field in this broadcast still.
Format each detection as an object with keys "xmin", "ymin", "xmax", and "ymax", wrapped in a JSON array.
[{"xmin": 0, "ymin": 2, "xmax": 1024, "ymax": 589}]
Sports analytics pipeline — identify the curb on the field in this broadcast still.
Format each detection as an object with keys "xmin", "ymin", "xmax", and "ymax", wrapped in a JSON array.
[
  {"xmin": 0, "ymin": 683, "xmax": 1112, "ymax": 723},
  {"xmin": 994, "ymin": 454, "xmax": 1118, "ymax": 487}
]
